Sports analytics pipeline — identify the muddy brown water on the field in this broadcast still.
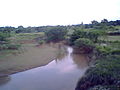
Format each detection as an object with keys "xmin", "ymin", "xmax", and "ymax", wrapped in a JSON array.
[{"xmin": 0, "ymin": 46, "xmax": 89, "ymax": 90}]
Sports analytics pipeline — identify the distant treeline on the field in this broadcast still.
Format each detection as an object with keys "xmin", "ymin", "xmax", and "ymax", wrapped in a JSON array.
[{"xmin": 0, "ymin": 19, "xmax": 120, "ymax": 33}]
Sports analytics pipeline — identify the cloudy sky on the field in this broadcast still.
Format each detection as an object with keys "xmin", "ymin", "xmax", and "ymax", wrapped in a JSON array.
[{"xmin": 0, "ymin": 0, "xmax": 120, "ymax": 27}]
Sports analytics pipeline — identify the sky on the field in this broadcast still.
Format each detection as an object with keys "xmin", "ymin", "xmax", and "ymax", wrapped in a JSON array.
[{"xmin": 0, "ymin": 0, "xmax": 120, "ymax": 27}]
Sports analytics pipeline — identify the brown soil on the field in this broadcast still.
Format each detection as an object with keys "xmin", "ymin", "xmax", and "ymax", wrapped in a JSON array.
[{"xmin": 0, "ymin": 43, "xmax": 59, "ymax": 76}]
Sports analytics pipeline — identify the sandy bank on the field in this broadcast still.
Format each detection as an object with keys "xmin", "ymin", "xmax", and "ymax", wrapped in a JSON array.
[{"xmin": 0, "ymin": 44, "xmax": 58, "ymax": 76}]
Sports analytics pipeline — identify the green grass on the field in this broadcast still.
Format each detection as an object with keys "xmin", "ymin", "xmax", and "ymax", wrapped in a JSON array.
[
  {"xmin": 76, "ymin": 55, "xmax": 120, "ymax": 90},
  {"xmin": 115, "ymin": 25, "xmax": 120, "ymax": 30},
  {"xmin": 15, "ymin": 32, "xmax": 45, "ymax": 40},
  {"xmin": 99, "ymin": 36, "xmax": 120, "ymax": 41},
  {"xmin": 0, "ymin": 32, "xmax": 45, "ymax": 58},
  {"xmin": 107, "ymin": 36, "xmax": 120, "ymax": 41},
  {"xmin": 76, "ymin": 35, "xmax": 120, "ymax": 90}
]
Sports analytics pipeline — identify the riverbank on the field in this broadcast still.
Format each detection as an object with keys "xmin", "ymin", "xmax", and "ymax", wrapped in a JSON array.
[
  {"xmin": 75, "ymin": 37, "xmax": 120, "ymax": 90},
  {"xmin": 0, "ymin": 43, "xmax": 59, "ymax": 76},
  {"xmin": 75, "ymin": 54, "xmax": 120, "ymax": 90}
]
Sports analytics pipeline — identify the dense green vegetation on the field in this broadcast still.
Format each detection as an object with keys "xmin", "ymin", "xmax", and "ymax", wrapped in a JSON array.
[
  {"xmin": 45, "ymin": 26, "xmax": 67, "ymax": 42},
  {"xmin": 0, "ymin": 19, "xmax": 120, "ymax": 89},
  {"xmin": 72, "ymin": 20, "xmax": 120, "ymax": 90},
  {"xmin": 75, "ymin": 55, "xmax": 120, "ymax": 90},
  {"xmin": 73, "ymin": 38, "xmax": 94, "ymax": 54},
  {"xmin": 0, "ymin": 29, "xmax": 20, "ymax": 50}
]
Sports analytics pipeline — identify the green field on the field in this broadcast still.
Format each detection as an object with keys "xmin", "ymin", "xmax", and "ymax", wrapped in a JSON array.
[
  {"xmin": 99, "ymin": 35, "xmax": 120, "ymax": 41},
  {"xmin": 15, "ymin": 32, "xmax": 45, "ymax": 40}
]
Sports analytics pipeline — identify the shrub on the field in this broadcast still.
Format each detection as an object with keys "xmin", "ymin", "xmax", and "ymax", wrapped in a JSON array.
[
  {"xmin": 69, "ymin": 29, "xmax": 105, "ymax": 45},
  {"xmin": 75, "ymin": 55, "xmax": 120, "ymax": 90},
  {"xmin": 0, "ymin": 32, "xmax": 9, "ymax": 41},
  {"xmin": 96, "ymin": 46, "xmax": 112, "ymax": 56},
  {"xmin": 45, "ymin": 27, "xmax": 67, "ymax": 42},
  {"xmin": 6, "ymin": 44, "xmax": 21, "ymax": 50},
  {"xmin": 110, "ymin": 49, "xmax": 120, "ymax": 55},
  {"xmin": 0, "ymin": 44, "xmax": 21, "ymax": 50},
  {"xmin": 73, "ymin": 38, "xmax": 95, "ymax": 54},
  {"xmin": 74, "ymin": 38, "xmax": 94, "ymax": 48}
]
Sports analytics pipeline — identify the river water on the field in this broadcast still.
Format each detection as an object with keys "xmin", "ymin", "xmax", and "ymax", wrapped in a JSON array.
[{"xmin": 0, "ymin": 46, "xmax": 88, "ymax": 90}]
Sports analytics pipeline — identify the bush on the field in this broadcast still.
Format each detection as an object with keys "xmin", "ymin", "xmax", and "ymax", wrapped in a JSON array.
[
  {"xmin": 73, "ymin": 38, "xmax": 95, "ymax": 54},
  {"xmin": 69, "ymin": 29, "xmax": 104, "ymax": 45},
  {"xmin": 96, "ymin": 46, "xmax": 112, "ymax": 55},
  {"xmin": 74, "ymin": 38, "xmax": 94, "ymax": 48},
  {"xmin": 0, "ymin": 44, "xmax": 21, "ymax": 50},
  {"xmin": 0, "ymin": 32, "xmax": 9, "ymax": 41},
  {"xmin": 6, "ymin": 44, "xmax": 21, "ymax": 50},
  {"xmin": 45, "ymin": 27, "xmax": 67, "ymax": 42},
  {"xmin": 75, "ymin": 55, "xmax": 120, "ymax": 90},
  {"xmin": 110, "ymin": 49, "xmax": 120, "ymax": 55}
]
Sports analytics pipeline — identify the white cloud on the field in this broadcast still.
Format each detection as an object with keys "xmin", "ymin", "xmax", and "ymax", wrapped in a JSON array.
[{"xmin": 0, "ymin": 0, "xmax": 120, "ymax": 27}]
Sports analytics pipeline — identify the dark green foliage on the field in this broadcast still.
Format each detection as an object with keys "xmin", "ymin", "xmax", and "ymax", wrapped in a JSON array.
[
  {"xmin": 0, "ymin": 28, "xmax": 21, "ymax": 50},
  {"xmin": 0, "ymin": 44, "xmax": 21, "ymax": 50},
  {"xmin": 70, "ymin": 29, "xmax": 104, "ymax": 45},
  {"xmin": 74, "ymin": 38, "xmax": 94, "ymax": 48},
  {"xmin": 96, "ymin": 46, "xmax": 112, "ymax": 56},
  {"xmin": 6, "ymin": 44, "xmax": 21, "ymax": 50},
  {"xmin": 110, "ymin": 49, "xmax": 120, "ymax": 55},
  {"xmin": 69, "ymin": 29, "xmax": 83, "ymax": 45},
  {"xmin": 0, "ymin": 27, "xmax": 14, "ymax": 42},
  {"xmin": 73, "ymin": 38, "xmax": 95, "ymax": 54},
  {"xmin": 75, "ymin": 55, "xmax": 120, "ymax": 90},
  {"xmin": 45, "ymin": 27, "xmax": 67, "ymax": 42},
  {"xmin": 0, "ymin": 32, "xmax": 10, "ymax": 41}
]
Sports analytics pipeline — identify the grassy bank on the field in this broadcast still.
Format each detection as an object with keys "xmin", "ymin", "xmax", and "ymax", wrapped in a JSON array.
[
  {"xmin": 75, "ymin": 37, "xmax": 120, "ymax": 90},
  {"xmin": 75, "ymin": 55, "xmax": 120, "ymax": 90}
]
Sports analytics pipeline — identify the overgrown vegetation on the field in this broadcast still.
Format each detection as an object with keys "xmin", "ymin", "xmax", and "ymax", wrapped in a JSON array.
[
  {"xmin": 45, "ymin": 26, "xmax": 67, "ymax": 42},
  {"xmin": 75, "ymin": 55, "xmax": 120, "ymax": 90},
  {"xmin": 0, "ymin": 19, "xmax": 120, "ymax": 89},
  {"xmin": 73, "ymin": 38, "xmax": 94, "ymax": 54},
  {"xmin": 72, "ymin": 20, "xmax": 120, "ymax": 90},
  {"xmin": 0, "ymin": 30, "xmax": 21, "ymax": 51}
]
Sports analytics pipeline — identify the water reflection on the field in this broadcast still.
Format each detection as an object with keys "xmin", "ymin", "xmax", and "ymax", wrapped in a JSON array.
[
  {"xmin": 55, "ymin": 46, "xmax": 67, "ymax": 62},
  {"xmin": 72, "ymin": 54, "xmax": 89, "ymax": 69},
  {"xmin": 0, "ymin": 76, "xmax": 11, "ymax": 86},
  {"xmin": 0, "ymin": 46, "xmax": 88, "ymax": 90}
]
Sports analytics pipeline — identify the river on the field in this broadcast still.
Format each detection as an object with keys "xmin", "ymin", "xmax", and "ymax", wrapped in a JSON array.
[{"xmin": 0, "ymin": 46, "xmax": 88, "ymax": 90}]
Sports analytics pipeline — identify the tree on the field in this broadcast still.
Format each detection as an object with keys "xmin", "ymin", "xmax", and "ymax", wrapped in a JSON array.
[
  {"xmin": 74, "ymin": 38, "xmax": 94, "ymax": 54},
  {"xmin": 91, "ymin": 20, "xmax": 99, "ymax": 25},
  {"xmin": 16, "ymin": 26, "xmax": 25, "ymax": 33},
  {"xmin": 70, "ymin": 29, "xmax": 104, "ymax": 44},
  {"xmin": 101, "ymin": 19, "xmax": 108, "ymax": 24},
  {"xmin": 45, "ymin": 26, "xmax": 67, "ymax": 42}
]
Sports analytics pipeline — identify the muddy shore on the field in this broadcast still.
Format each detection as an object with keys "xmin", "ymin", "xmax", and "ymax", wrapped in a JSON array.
[{"xmin": 0, "ymin": 44, "xmax": 59, "ymax": 76}]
